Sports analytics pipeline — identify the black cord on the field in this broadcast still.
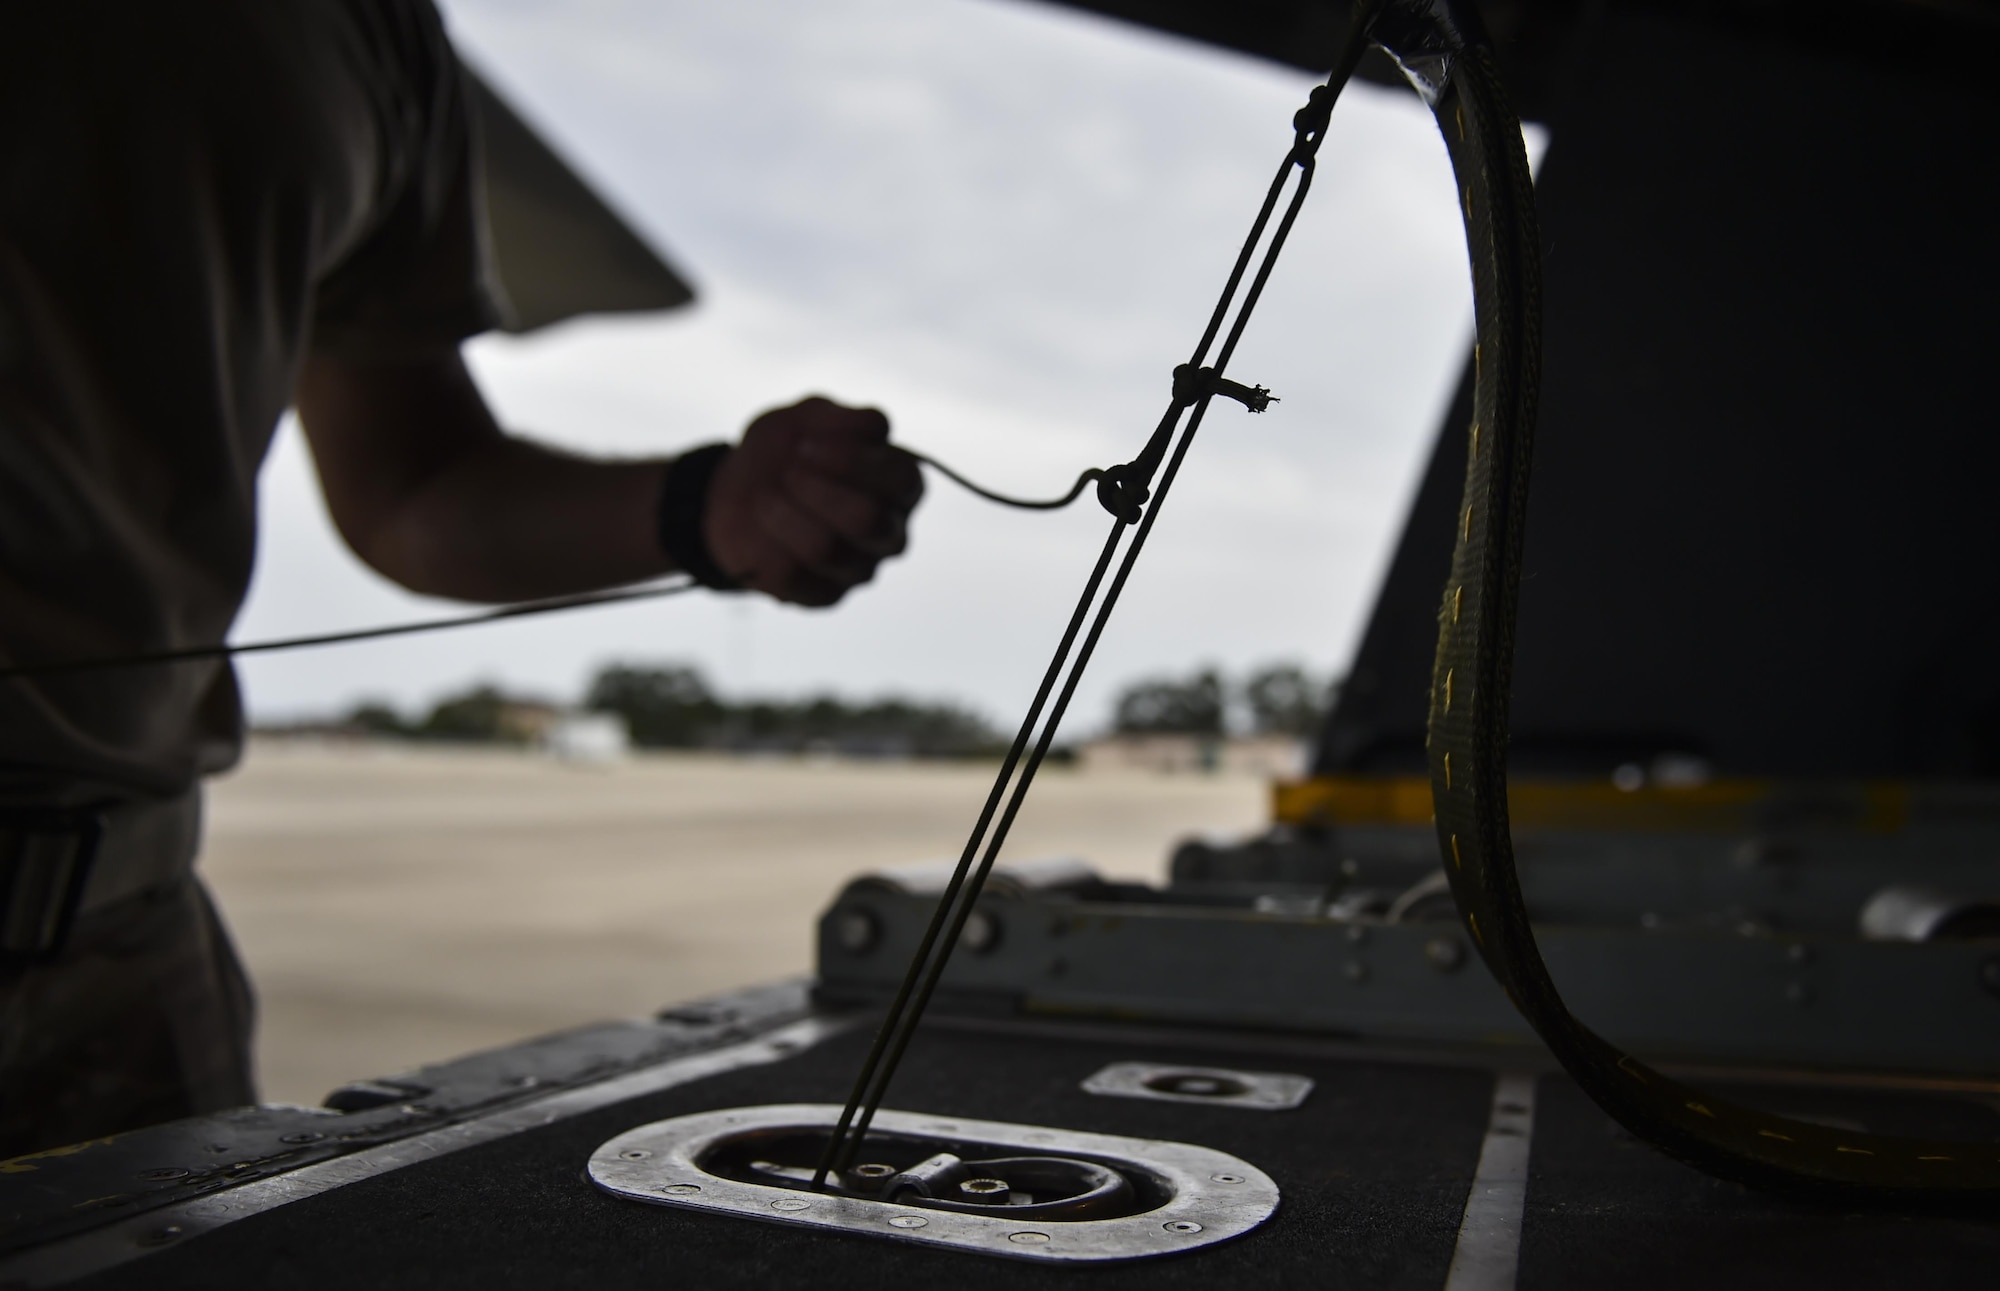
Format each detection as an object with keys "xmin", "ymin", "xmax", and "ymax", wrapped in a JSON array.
[
  {"xmin": 809, "ymin": 5, "xmax": 1379, "ymax": 1188},
  {"xmin": 0, "ymin": 450, "xmax": 1114, "ymax": 682},
  {"xmin": 908, "ymin": 451, "xmax": 1103, "ymax": 511},
  {"xmin": 0, "ymin": 582, "xmax": 698, "ymax": 681}
]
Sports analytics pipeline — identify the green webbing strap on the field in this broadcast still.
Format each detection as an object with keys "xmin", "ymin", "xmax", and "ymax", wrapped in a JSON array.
[{"xmin": 1409, "ymin": 5, "xmax": 2000, "ymax": 1202}]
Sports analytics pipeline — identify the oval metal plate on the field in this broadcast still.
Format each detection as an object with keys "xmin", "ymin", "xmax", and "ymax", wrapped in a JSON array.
[{"xmin": 587, "ymin": 1103, "xmax": 1279, "ymax": 1263}]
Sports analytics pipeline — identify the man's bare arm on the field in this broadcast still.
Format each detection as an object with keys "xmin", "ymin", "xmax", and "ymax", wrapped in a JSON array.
[{"xmin": 295, "ymin": 349, "xmax": 922, "ymax": 605}]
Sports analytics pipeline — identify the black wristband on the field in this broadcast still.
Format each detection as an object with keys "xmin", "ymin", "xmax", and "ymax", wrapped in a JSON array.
[{"xmin": 656, "ymin": 443, "xmax": 742, "ymax": 591}]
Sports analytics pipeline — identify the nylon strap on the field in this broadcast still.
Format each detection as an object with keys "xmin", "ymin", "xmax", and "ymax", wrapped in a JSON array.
[{"xmin": 1413, "ymin": 8, "xmax": 2000, "ymax": 1201}]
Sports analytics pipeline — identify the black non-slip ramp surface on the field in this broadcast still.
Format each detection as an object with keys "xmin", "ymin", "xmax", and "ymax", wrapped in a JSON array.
[
  {"xmin": 59, "ymin": 1021, "xmax": 2000, "ymax": 1289},
  {"xmin": 69, "ymin": 1025, "xmax": 1493, "ymax": 1291},
  {"xmin": 1518, "ymin": 1078, "xmax": 2000, "ymax": 1289}
]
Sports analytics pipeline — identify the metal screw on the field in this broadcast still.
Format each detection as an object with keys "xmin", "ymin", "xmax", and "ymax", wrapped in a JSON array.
[
  {"xmin": 771, "ymin": 1198, "xmax": 811, "ymax": 1212},
  {"xmin": 888, "ymin": 1215, "xmax": 928, "ymax": 1229},
  {"xmin": 279, "ymin": 1132, "xmax": 325, "ymax": 1145},
  {"xmin": 959, "ymin": 1178, "xmax": 1008, "ymax": 1197},
  {"xmin": 1424, "ymin": 936, "xmax": 1465, "ymax": 972},
  {"xmin": 1343, "ymin": 960, "xmax": 1369, "ymax": 985},
  {"xmin": 1164, "ymin": 1220, "xmax": 1204, "ymax": 1234},
  {"xmin": 660, "ymin": 1183, "xmax": 701, "ymax": 1196},
  {"xmin": 621, "ymin": 1149, "xmax": 651, "ymax": 1160},
  {"xmin": 1210, "ymin": 1173, "xmax": 1245, "ymax": 1184},
  {"xmin": 138, "ymin": 1168, "xmax": 190, "ymax": 1181},
  {"xmin": 962, "ymin": 909, "xmax": 1001, "ymax": 954},
  {"xmin": 834, "ymin": 908, "xmax": 879, "ymax": 954},
  {"xmin": 850, "ymin": 1163, "xmax": 894, "ymax": 1179},
  {"xmin": 1008, "ymin": 1231, "xmax": 1051, "ymax": 1245}
]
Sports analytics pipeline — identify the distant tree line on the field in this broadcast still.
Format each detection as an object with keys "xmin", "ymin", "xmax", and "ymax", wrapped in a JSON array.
[
  {"xmin": 337, "ymin": 665, "xmax": 1002, "ymax": 758},
  {"xmin": 581, "ymin": 664, "xmax": 1000, "ymax": 757},
  {"xmin": 1110, "ymin": 663, "xmax": 1336, "ymax": 737},
  {"xmin": 344, "ymin": 685, "xmax": 555, "ymax": 745},
  {"xmin": 326, "ymin": 660, "xmax": 1334, "ymax": 753}
]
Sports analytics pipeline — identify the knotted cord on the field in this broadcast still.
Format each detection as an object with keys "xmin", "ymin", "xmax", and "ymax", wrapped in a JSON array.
[
  {"xmin": 0, "ymin": 453, "xmax": 1110, "ymax": 681},
  {"xmin": 810, "ymin": 4, "xmax": 1385, "ymax": 1190},
  {"xmin": 906, "ymin": 450, "xmax": 1104, "ymax": 512}
]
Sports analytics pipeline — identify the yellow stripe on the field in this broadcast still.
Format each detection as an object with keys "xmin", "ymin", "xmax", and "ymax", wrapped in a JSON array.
[{"xmin": 1271, "ymin": 776, "xmax": 1911, "ymax": 833}]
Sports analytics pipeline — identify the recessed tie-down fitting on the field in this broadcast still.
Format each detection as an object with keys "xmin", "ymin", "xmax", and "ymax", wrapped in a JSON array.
[{"xmin": 588, "ymin": 1104, "xmax": 1278, "ymax": 1263}]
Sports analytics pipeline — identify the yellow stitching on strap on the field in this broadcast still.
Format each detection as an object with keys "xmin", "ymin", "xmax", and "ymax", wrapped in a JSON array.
[
  {"xmin": 1758, "ymin": 1129, "xmax": 1794, "ymax": 1142},
  {"xmin": 1835, "ymin": 1146, "xmax": 1875, "ymax": 1156},
  {"xmin": 1449, "ymin": 834, "xmax": 1462, "ymax": 868},
  {"xmin": 1685, "ymin": 1102, "xmax": 1715, "ymax": 1119}
]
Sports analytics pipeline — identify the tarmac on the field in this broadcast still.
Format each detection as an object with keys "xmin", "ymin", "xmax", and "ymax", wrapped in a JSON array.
[{"xmin": 200, "ymin": 741, "xmax": 1266, "ymax": 1107}]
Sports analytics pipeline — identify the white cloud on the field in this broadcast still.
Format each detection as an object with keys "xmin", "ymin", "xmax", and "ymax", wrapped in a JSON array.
[{"xmin": 233, "ymin": 0, "xmax": 1476, "ymax": 732}]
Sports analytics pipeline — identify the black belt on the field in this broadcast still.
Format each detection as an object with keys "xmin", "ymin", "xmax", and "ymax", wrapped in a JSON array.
[{"xmin": 0, "ymin": 791, "xmax": 201, "ymax": 962}]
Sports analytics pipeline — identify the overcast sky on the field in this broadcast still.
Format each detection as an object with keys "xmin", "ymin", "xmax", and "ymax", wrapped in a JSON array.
[{"xmin": 234, "ymin": 0, "xmax": 1484, "ymax": 733}]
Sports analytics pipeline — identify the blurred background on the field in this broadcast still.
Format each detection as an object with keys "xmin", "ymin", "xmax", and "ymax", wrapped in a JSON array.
[{"xmin": 207, "ymin": 0, "xmax": 1492, "ymax": 1106}]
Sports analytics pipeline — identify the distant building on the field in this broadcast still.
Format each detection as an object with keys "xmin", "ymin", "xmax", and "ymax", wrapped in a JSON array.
[{"xmin": 543, "ymin": 711, "xmax": 631, "ymax": 764}]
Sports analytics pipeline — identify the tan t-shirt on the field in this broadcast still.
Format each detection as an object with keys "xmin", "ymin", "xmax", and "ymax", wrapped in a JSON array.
[{"xmin": 0, "ymin": 0, "xmax": 500, "ymax": 805}]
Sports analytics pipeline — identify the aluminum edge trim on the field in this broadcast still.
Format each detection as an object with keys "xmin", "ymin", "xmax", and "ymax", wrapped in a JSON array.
[{"xmin": 0, "ymin": 1015, "xmax": 855, "ymax": 1289}]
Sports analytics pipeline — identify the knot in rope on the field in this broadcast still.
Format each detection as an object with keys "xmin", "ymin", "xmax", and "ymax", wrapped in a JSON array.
[
  {"xmin": 1291, "ymin": 83, "xmax": 1336, "ymax": 154},
  {"xmin": 1095, "ymin": 367, "xmax": 1279, "ymax": 524},
  {"xmin": 1094, "ymin": 461, "xmax": 1149, "ymax": 525},
  {"xmin": 1172, "ymin": 363, "xmax": 1278, "ymax": 413}
]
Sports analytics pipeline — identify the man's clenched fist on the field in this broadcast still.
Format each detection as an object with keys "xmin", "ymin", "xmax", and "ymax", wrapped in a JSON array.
[{"xmin": 704, "ymin": 396, "xmax": 923, "ymax": 606}]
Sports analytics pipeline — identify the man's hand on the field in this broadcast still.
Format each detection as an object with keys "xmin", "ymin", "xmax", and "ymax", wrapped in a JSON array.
[
  {"xmin": 298, "ymin": 351, "xmax": 920, "ymax": 607},
  {"xmin": 705, "ymin": 396, "xmax": 923, "ymax": 607}
]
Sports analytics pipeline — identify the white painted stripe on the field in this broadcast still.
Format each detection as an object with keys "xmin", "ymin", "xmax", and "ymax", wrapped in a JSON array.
[{"xmin": 1443, "ymin": 1071, "xmax": 1538, "ymax": 1291}]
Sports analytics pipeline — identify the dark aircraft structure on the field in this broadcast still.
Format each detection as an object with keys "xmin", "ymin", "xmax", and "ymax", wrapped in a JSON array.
[{"xmin": 7, "ymin": 0, "xmax": 2000, "ymax": 1285}]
